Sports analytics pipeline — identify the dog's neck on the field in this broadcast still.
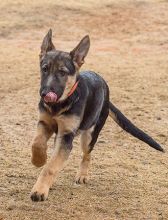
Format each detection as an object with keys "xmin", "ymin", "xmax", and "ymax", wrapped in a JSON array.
[
  {"xmin": 42, "ymin": 80, "xmax": 80, "ymax": 116},
  {"xmin": 67, "ymin": 81, "xmax": 79, "ymax": 97}
]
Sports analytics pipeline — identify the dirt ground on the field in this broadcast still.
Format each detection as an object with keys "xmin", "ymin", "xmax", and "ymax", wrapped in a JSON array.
[{"xmin": 0, "ymin": 0, "xmax": 168, "ymax": 219}]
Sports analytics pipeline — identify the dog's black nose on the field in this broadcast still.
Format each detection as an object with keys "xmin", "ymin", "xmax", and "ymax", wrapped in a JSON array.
[{"xmin": 41, "ymin": 91, "xmax": 47, "ymax": 98}]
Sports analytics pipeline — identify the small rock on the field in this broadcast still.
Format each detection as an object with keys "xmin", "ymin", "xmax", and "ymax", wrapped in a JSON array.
[{"xmin": 6, "ymin": 201, "xmax": 16, "ymax": 211}]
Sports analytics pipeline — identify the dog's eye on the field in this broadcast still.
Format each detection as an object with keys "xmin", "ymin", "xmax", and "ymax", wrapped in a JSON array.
[
  {"xmin": 42, "ymin": 64, "xmax": 48, "ymax": 73},
  {"xmin": 59, "ymin": 71, "xmax": 66, "ymax": 77}
]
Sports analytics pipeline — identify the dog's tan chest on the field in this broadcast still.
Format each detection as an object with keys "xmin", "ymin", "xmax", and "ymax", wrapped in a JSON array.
[{"xmin": 53, "ymin": 115, "xmax": 80, "ymax": 133}]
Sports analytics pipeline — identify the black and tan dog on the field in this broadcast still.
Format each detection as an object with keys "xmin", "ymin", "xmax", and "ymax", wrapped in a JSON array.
[{"xmin": 30, "ymin": 29, "xmax": 164, "ymax": 202}]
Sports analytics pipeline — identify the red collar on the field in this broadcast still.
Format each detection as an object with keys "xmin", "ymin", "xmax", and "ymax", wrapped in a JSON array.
[{"xmin": 67, "ymin": 81, "xmax": 79, "ymax": 97}]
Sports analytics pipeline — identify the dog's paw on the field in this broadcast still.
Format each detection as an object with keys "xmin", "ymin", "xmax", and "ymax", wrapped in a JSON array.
[
  {"xmin": 75, "ymin": 174, "xmax": 88, "ymax": 184},
  {"xmin": 30, "ymin": 191, "xmax": 47, "ymax": 202},
  {"xmin": 30, "ymin": 186, "xmax": 49, "ymax": 202},
  {"xmin": 31, "ymin": 143, "xmax": 47, "ymax": 167}
]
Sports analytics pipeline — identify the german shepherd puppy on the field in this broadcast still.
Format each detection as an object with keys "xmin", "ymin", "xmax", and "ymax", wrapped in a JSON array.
[{"xmin": 30, "ymin": 29, "xmax": 164, "ymax": 202}]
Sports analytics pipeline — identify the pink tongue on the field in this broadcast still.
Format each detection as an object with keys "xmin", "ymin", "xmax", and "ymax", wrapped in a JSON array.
[{"xmin": 44, "ymin": 92, "xmax": 58, "ymax": 103}]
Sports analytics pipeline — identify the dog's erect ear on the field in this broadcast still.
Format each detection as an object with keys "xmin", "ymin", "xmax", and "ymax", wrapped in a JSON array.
[
  {"xmin": 40, "ymin": 29, "xmax": 55, "ymax": 58},
  {"xmin": 70, "ymin": 35, "xmax": 90, "ymax": 68}
]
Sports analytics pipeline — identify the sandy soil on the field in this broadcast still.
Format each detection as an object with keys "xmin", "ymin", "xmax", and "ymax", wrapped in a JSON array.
[{"xmin": 0, "ymin": 0, "xmax": 168, "ymax": 219}]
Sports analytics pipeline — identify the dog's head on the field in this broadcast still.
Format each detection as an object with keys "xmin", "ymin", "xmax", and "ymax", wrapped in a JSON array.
[{"xmin": 39, "ymin": 29, "xmax": 90, "ymax": 103}]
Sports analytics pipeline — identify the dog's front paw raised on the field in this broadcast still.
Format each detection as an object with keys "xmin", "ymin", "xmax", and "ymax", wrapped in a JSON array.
[
  {"xmin": 75, "ymin": 173, "xmax": 88, "ymax": 184},
  {"xmin": 31, "ymin": 142, "xmax": 47, "ymax": 167},
  {"xmin": 30, "ymin": 185, "xmax": 49, "ymax": 202}
]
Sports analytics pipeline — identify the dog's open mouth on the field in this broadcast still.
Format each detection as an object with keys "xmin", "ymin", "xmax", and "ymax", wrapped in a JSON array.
[{"xmin": 44, "ymin": 92, "xmax": 58, "ymax": 103}]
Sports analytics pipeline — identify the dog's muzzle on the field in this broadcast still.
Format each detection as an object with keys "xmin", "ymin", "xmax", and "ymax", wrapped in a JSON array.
[{"xmin": 43, "ymin": 92, "xmax": 58, "ymax": 103}]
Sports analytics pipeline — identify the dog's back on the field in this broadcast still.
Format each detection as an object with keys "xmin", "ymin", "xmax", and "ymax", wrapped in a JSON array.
[{"xmin": 77, "ymin": 71, "xmax": 109, "ymax": 130}]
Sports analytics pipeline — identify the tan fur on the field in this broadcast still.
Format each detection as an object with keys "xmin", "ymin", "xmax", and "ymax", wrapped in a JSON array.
[
  {"xmin": 109, "ymin": 110, "xmax": 117, "ymax": 122},
  {"xmin": 31, "ymin": 147, "xmax": 69, "ymax": 201},
  {"xmin": 59, "ymin": 75, "xmax": 76, "ymax": 101},
  {"xmin": 54, "ymin": 114, "xmax": 80, "ymax": 133},
  {"xmin": 31, "ymin": 114, "xmax": 80, "ymax": 200},
  {"xmin": 31, "ymin": 112, "xmax": 54, "ymax": 167},
  {"xmin": 76, "ymin": 126, "xmax": 94, "ymax": 184},
  {"xmin": 38, "ymin": 112, "xmax": 54, "ymax": 128}
]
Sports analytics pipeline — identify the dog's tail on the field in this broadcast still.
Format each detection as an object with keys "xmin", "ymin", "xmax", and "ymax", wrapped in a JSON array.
[{"xmin": 109, "ymin": 101, "xmax": 164, "ymax": 152}]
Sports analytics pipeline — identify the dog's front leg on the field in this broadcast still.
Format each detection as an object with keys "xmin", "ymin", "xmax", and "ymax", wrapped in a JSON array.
[
  {"xmin": 30, "ymin": 132, "xmax": 74, "ymax": 202},
  {"xmin": 31, "ymin": 112, "xmax": 54, "ymax": 167}
]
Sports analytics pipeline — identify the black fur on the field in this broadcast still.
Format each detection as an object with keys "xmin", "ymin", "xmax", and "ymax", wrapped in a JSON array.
[
  {"xmin": 61, "ymin": 133, "xmax": 74, "ymax": 151},
  {"xmin": 40, "ymin": 70, "xmax": 164, "ymax": 152},
  {"xmin": 109, "ymin": 102, "xmax": 164, "ymax": 152}
]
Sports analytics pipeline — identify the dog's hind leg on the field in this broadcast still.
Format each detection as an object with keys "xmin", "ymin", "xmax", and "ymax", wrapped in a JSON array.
[
  {"xmin": 89, "ymin": 104, "xmax": 109, "ymax": 151},
  {"xmin": 76, "ymin": 104, "xmax": 109, "ymax": 184},
  {"xmin": 75, "ymin": 127, "xmax": 94, "ymax": 184}
]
